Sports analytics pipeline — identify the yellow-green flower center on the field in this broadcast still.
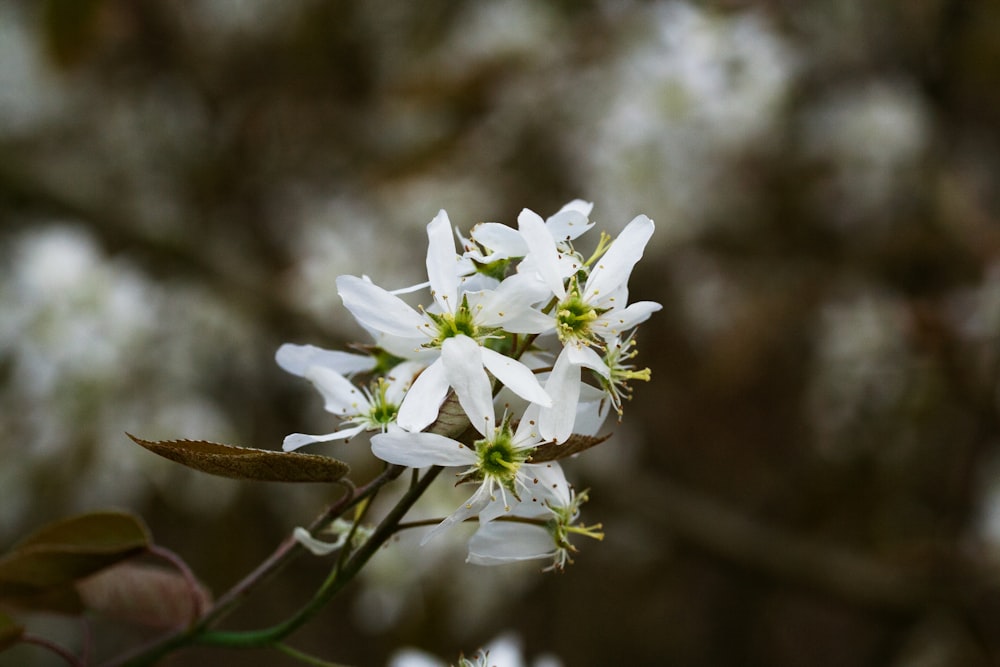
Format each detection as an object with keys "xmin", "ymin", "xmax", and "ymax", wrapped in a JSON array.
[
  {"xmin": 471, "ymin": 422, "xmax": 533, "ymax": 489},
  {"xmin": 555, "ymin": 284, "xmax": 603, "ymax": 345},
  {"xmin": 363, "ymin": 377, "xmax": 399, "ymax": 429},
  {"xmin": 425, "ymin": 295, "xmax": 489, "ymax": 346}
]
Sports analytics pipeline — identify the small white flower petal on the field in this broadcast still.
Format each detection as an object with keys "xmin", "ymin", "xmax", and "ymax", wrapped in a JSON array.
[
  {"xmin": 565, "ymin": 343, "xmax": 608, "ymax": 377},
  {"xmin": 370, "ymin": 430, "xmax": 475, "ymax": 467},
  {"xmin": 467, "ymin": 521, "xmax": 555, "ymax": 565},
  {"xmin": 304, "ymin": 365, "xmax": 368, "ymax": 416},
  {"xmin": 480, "ymin": 346, "xmax": 552, "ymax": 408},
  {"xmin": 546, "ymin": 206, "xmax": 593, "ymax": 242},
  {"xmin": 383, "ymin": 360, "xmax": 426, "ymax": 403},
  {"xmin": 470, "ymin": 222, "xmax": 527, "ymax": 259},
  {"xmin": 555, "ymin": 198, "xmax": 594, "ymax": 219},
  {"xmin": 421, "ymin": 484, "xmax": 492, "ymax": 545},
  {"xmin": 397, "ymin": 359, "xmax": 450, "ymax": 432},
  {"xmin": 336, "ymin": 275, "xmax": 427, "ymax": 339},
  {"xmin": 525, "ymin": 461, "xmax": 571, "ymax": 507},
  {"xmin": 473, "ymin": 273, "xmax": 554, "ymax": 333},
  {"xmin": 282, "ymin": 425, "xmax": 366, "ymax": 451},
  {"xmin": 575, "ymin": 384, "xmax": 611, "ymax": 436},
  {"xmin": 513, "ymin": 402, "xmax": 543, "ymax": 443},
  {"xmin": 583, "ymin": 214, "xmax": 654, "ymax": 302},
  {"xmin": 387, "ymin": 279, "xmax": 431, "ymax": 295},
  {"xmin": 275, "ymin": 344, "xmax": 375, "ymax": 377},
  {"xmin": 479, "ymin": 494, "xmax": 518, "ymax": 523},
  {"xmin": 539, "ymin": 349, "xmax": 580, "ymax": 443},
  {"xmin": 293, "ymin": 527, "xmax": 347, "ymax": 556},
  {"xmin": 517, "ymin": 208, "xmax": 566, "ymax": 299},
  {"xmin": 386, "ymin": 649, "xmax": 442, "ymax": 667},
  {"xmin": 442, "ymin": 336, "xmax": 495, "ymax": 437},
  {"xmin": 425, "ymin": 210, "xmax": 460, "ymax": 312},
  {"xmin": 595, "ymin": 300, "xmax": 663, "ymax": 338}
]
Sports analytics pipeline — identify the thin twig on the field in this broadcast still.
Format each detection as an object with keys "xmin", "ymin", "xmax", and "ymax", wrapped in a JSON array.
[{"xmin": 20, "ymin": 634, "xmax": 84, "ymax": 667}]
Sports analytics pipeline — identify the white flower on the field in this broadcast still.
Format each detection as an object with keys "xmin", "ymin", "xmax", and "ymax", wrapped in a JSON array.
[
  {"xmin": 388, "ymin": 633, "xmax": 563, "ymax": 667},
  {"xmin": 370, "ymin": 404, "xmax": 568, "ymax": 544},
  {"xmin": 276, "ymin": 342, "xmax": 377, "ymax": 378},
  {"xmin": 467, "ymin": 488, "xmax": 602, "ymax": 572},
  {"xmin": 294, "ymin": 518, "xmax": 373, "ymax": 556},
  {"xmin": 280, "ymin": 360, "xmax": 421, "ymax": 451},
  {"xmin": 459, "ymin": 200, "xmax": 595, "ymax": 274},
  {"xmin": 337, "ymin": 210, "xmax": 552, "ymax": 433},
  {"xmin": 517, "ymin": 211, "xmax": 662, "ymax": 441}
]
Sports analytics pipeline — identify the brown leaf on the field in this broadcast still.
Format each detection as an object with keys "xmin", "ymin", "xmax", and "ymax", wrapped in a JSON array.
[
  {"xmin": 528, "ymin": 432, "xmax": 612, "ymax": 463},
  {"xmin": 76, "ymin": 561, "xmax": 211, "ymax": 629},
  {"xmin": 127, "ymin": 434, "xmax": 350, "ymax": 483}
]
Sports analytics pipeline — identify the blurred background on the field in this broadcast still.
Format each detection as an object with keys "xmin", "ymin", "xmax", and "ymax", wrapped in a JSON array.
[{"xmin": 2, "ymin": 0, "xmax": 1000, "ymax": 665}]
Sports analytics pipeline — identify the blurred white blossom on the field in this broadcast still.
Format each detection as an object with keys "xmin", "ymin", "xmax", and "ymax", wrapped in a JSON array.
[
  {"xmin": 576, "ymin": 1, "xmax": 798, "ymax": 242},
  {"xmin": 389, "ymin": 633, "xmax": 562, "ymax": 667},
  {"xmin": 799, "ymin": 79, "xmax": 931, "ymax": 228}
]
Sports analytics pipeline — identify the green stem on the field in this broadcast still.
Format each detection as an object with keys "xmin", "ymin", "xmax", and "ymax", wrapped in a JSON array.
[
  {"xmin": 105, "ymin": 467, "xmax": 404, "ymax": 667},
  {"xmin": 195, "ymin": 466, "xmax": 444, "ymax": 649},
  {"xmin": 273, "ymin": 642, "xmax": 352, "ymax": 667}
]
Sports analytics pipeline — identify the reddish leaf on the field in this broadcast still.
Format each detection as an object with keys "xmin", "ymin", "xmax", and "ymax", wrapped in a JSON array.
[
  {"xmin": 0, "ymin": 511, "xmax": 149, "ymax": 613},
  {"xmin": 0, "ymin": 611, "xmax": 25, "ymax": 652},
  {"xmin": 528, "ymin": 432, "xmax": 611, "ymax": 463},
  {"xmin": 77, "ymin": 561, "xmax": 211, "ymax": 629},
  {"xmin": 0, "ymin": 512, "xmax": 149, "ymax": 589},
  {"xmin": 127, "ymin": 434, "xmax": 350, "ymax": 483}
]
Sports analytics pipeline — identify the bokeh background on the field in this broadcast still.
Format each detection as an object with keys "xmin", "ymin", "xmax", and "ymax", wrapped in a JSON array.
[{"xmin": 3, "ymin": 0, "xmax": 1000, "ymax": 665}]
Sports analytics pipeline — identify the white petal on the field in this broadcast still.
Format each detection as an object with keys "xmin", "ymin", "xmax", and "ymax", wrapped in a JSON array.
[
  {"xmin": 565, "ymin": 343, "xmax": 608, "ymax": 377},
  {"xmin": 370, "ymin": 430, "xmax": 475, "ymax": 467},
  {"xmin": 275, "ymin": 344, "xmax": 375, "ymax": 377},
  {"xmin": 583, "ymin": 214, "xmax": 654, "ymax": 302},
  {"xmin": 467, "ymin": 522, "xmax": 554, "ymax": 565},
  {"xmin": 293, "ymin": 527, "xmax": 347, "ymax": 556},
  {"xmin": 470, "ymin": 222, "xmax": 527, "ymax": 258},
  {"xmin": 337, "ymin": 275, "xmax": 428, "ymax": 339},
  {"xmin": 383, "ymin": 360, "xmax": 427, "ymax": 403},
  {"xmin": 457, "ymin": 272, "xmax": 498, "ymax": 293},
  {"xmin": 594, "ymin": 300, "xmax": 663, "ymax": 339},
  {"xmin": 421, "ymin": 485, "xmax": 492, "ymax": 545},
  {"xmin": 387, "ymin": 649, "xmax": 442, "ymax": 667},
  {"xmin": 554, "ymin": 198, "xmax": 594, "ymax": 219},
  {"xmin": 546, "ymin": 206, "xmax": 593, "ymax": 242},
  {"xmin": 513, "ymin": 402, "xmax": 543, "ymax": 444},
  {"xmin": 472, "ymin": 274, "xmax": 555, "ymax": 333},
  {"xmin": 397, "ymin": 359, "xmax": 450, "ymax": 432},
  {"xmin": 517, "ymin": 208, "xmax": 566, "ymax": 298},
  {"xmin": 575, "ymin": 384, "xmax": 611, "ymax": 436},
  {"xmin": 387, "ymin": 279, "xmax": 431, "ymax": 295},
  {"xmin": 304, "ymin": 365, "xmax": 368, "ymax": 415},
  {"xmin": 371, "ymin": 331, "xmax": 438, "ymax": 361},
  {"xmin": 539, "ymin": 349, "xmax": 580, "ymax": 443},
  {"xmin": 524, "ymin": 461, "xmax": 571, "ymax": 506},
  {"xmin": 478, "ymin": 493, "xmax": 516, "ymax": 523},
  {"xmin": 442, "ymin": 336, "xmax": 495, "ymax": 437},
  {"xmin": 282, "ymin": 425, "xmax": 366, "ymax": 451},
  {"xmin": 480, "ymin": 346, "xmax": 552, "ymax": 408},
  {"xmin": 425, "ymin": 210, "xmax": 460, "ymax": 313}
]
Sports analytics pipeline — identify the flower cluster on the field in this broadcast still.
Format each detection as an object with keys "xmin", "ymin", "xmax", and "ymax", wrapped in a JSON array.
[{"xmin": 279, "ymin": 201, "xmax": 660, "ymax": 570}]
